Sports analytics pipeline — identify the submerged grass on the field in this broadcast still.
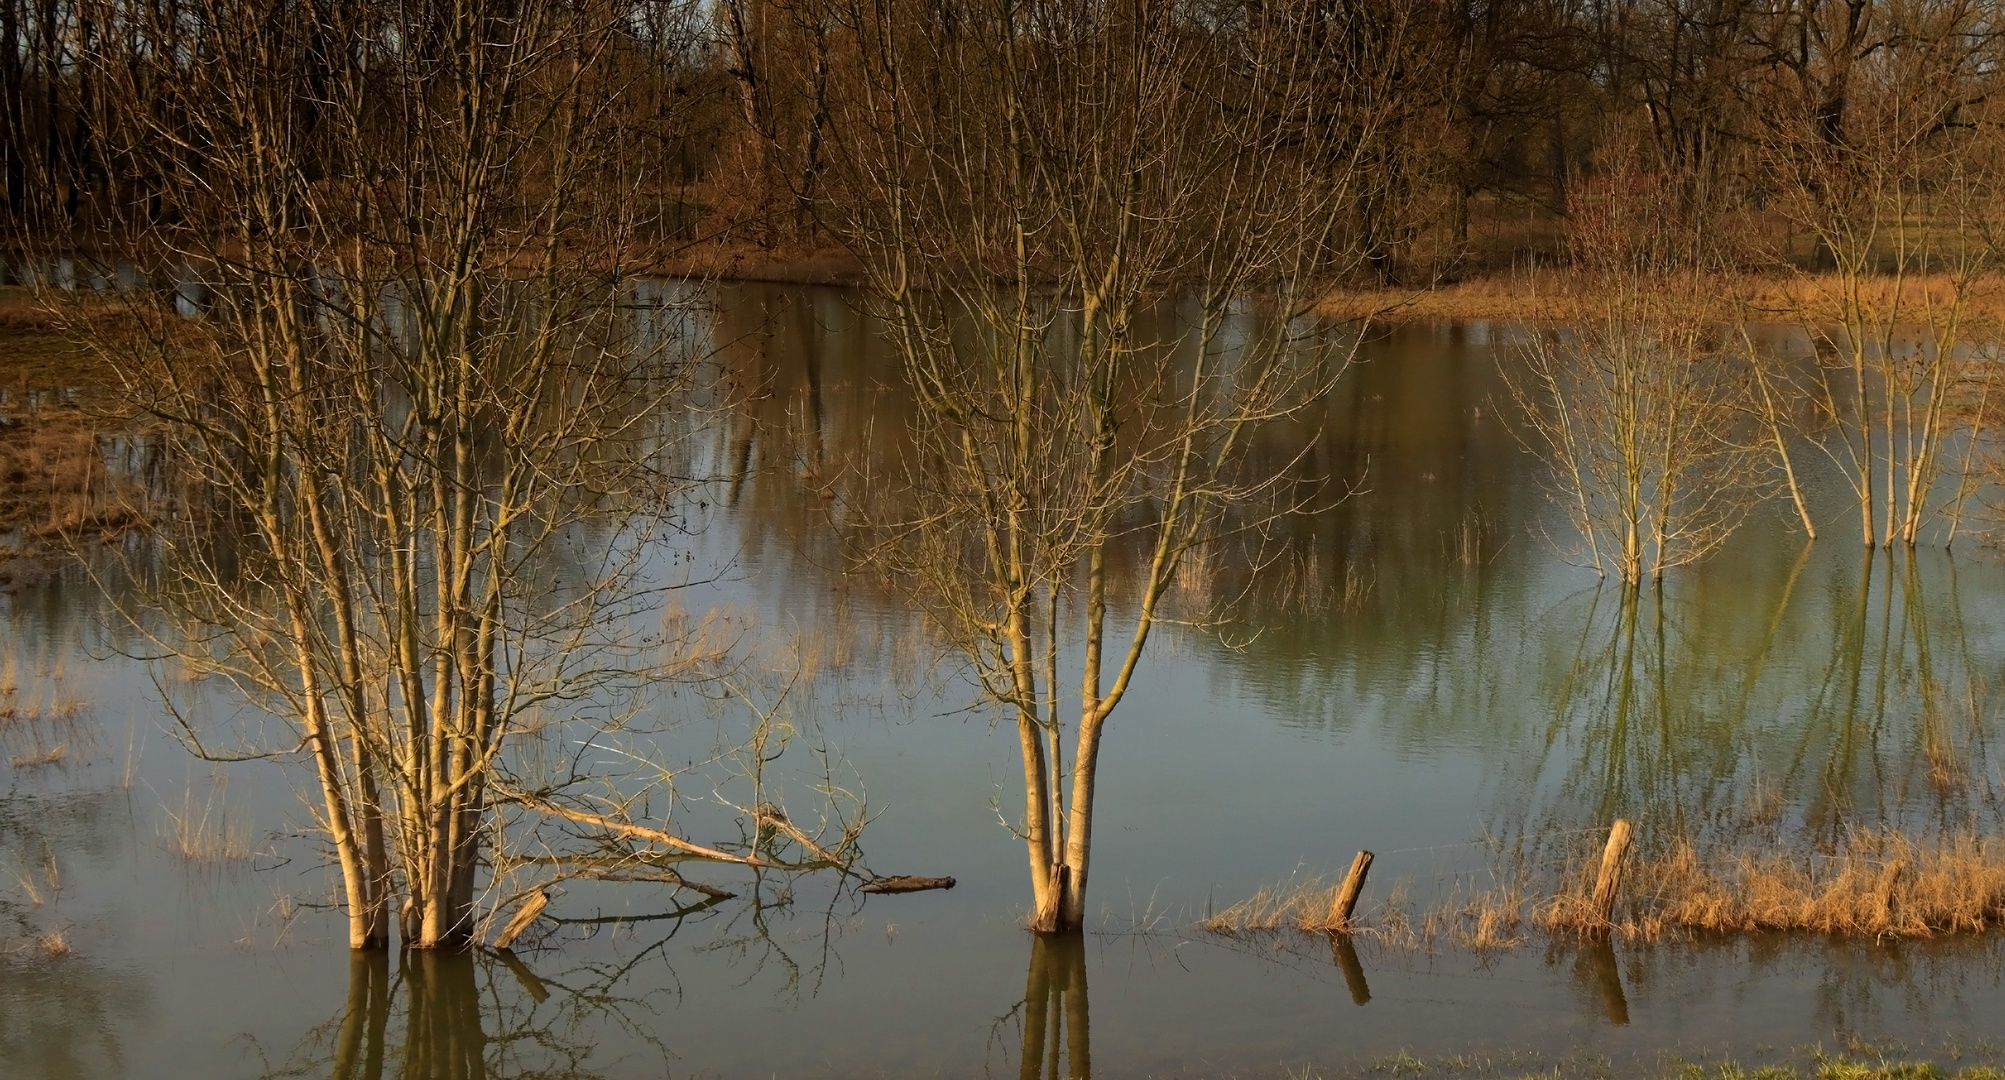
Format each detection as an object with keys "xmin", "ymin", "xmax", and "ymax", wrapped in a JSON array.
[
  {"xmin": 161, "ymin": 778, "xmax": 256, "ymax": 867},
  {"xmin": 9, "ymin": 743, "xmax": 65, "ymax": 768},
  {"xmin": 0, "ymin": 649, "xmax": 97, "ymax": 770}
]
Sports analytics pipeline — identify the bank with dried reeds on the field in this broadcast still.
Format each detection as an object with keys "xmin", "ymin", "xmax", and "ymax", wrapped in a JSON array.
[{"xmin": 1209, "ymin": 826, "xmax": 2005, "ymax": 948}]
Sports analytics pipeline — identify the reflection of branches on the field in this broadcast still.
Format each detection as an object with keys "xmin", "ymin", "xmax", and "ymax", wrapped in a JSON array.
[
  {"xmin": 261, "ymin": 948, "xmax": 667, "ymax": 1080},
  {"xmin": 1492, "ymin": 546, "xmax": 2005, "ymax": 867},
  {"xmin": 697, "ymin": 864, "xmax": 866, "ymax": 1005}
]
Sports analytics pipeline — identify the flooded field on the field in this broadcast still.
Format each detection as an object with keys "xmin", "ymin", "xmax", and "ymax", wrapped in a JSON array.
[{"xmin": 3, "ymin": 283, "xmax": 2004, "ymax": 1078}]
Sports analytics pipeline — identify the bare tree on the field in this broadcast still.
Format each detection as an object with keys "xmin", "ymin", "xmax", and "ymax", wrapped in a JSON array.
[
  {"xmin": 1505, "ymin": 155, "xmax": 1766, "ymax": 582},
  {"xmin": 1751, "ymin": 0, "xmax": 2003, "ymax": 547},
  {"xmin": 817, "ymin": 0, "xmax": 1394, "ymax": 933},
  {"xmin": 44, "ymin": 0, "xmax": 856, "ymax": 952}
]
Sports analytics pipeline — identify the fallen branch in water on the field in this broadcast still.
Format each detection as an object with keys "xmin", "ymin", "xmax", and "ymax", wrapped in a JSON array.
[
  {"xmin": 860, "ymin": 875, "xmax": 956, "ymax": 894},
  {"xmin": 496, "ymin": 787, "xmax": 820, "ymax": 871}
]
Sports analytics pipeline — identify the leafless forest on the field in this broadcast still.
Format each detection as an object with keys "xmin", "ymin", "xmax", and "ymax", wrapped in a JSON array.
[{"xmin": 5, "ymin": 0, "xmax": 2005, "ymax": 281}]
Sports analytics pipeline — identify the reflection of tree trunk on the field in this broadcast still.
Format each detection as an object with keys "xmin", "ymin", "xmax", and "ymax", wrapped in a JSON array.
[
  {"xmin": 403, "ymin": 952, "xmax": 488, "ymax": 1080},
  {"xmin": 1902, "ymin": 553, "xmax": 1958, "ymax": 796},
  {"xmin": 793, "ymin": 298, "xmax": 826, "ymax": 481},
  {"xmin": 1810, "ymin": 548, "xmax": 1877, "ymax": 838},
  {"xmin": 1020, "ymin": 934, "xmax": 1090, "ymax": 1080},
  {"xmin": 333, "ymin": 950, "xmax": 391, "ymax": 1080},
  {"xmin": 1578, "ymin": 938, "xmax": 1629, "ymax": 1025},
  {"xmin": 1330, "ymin": 933, "xmax": 1371, "ymax": 1006},
  {"xmin": 1599, "ymin": 584, "xmax": 1641, "ymax": 822}
]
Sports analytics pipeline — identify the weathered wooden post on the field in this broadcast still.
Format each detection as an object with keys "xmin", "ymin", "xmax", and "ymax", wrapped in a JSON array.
[
  {"xmin": 1328, "ymin": 850, "xmax": 1375, "ymax": 929},
  {"xmin": 1590, "ymin": 820, "xmax": 1633, "ymax": 928}
]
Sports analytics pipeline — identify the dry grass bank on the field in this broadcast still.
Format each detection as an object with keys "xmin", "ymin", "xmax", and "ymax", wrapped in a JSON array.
[
  {"xmin": 1320, "ymin": 268, "xmax": 2005, "ymax": 328},
  {"xmin": 1209, "ymin": 828, "xmax": 2005, "ymax": 948},
  {"xmin": 0, "ymin": 405, "xmax": 149, "ymax": 574},
  {"xmin": 1607, "ymin": 832, "xmax": 2005, "ymax": 939},
  {"xmin": 0, "ymin": 286, "xmax": 120, "ymax": 389},
  {"xmin": 1268, "ymin": 1055, "xmax": 2005, "ymax": 1080},
  {"xmin": 0, "ymin": 288, "xmax": 157, "ymax": 565}
]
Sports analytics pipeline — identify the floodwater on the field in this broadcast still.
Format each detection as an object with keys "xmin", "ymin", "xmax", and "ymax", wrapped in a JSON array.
[{"xmin": 3, "ymin": 282, "xmax": 2005, "ymax": 1078}]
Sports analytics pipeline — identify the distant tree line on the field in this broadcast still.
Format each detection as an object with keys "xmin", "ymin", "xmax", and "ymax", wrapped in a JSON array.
[{"xmin": 6, "ymin": 0, "xmax": 2003, "ymax": 282}]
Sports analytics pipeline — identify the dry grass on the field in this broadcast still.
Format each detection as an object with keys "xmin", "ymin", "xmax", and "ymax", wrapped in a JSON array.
[
  {"xmin": 0, "ymin": 651, "xmax": 97, "ymax": 769},
  {"xmin": 1283, "ymin": 1056, "xmax": 2005, "ymax": 1080},
  {"xmin": 1208, "ymin": 827, "xmax": 2005, "ymax": 949},
  {"xmin": 1608, "ymin": 831, "xmax": 2005, "ymax": 938},
  {"xmin": 35, "ymin": 930, "xmax": 71, "ymax": 958},
  {"xmin": 162, "ymin": 779, "xmax": 256, "ymax": 867},
  {"xmin": 0, "ymin": 406, "xmax": 148, "ymax": 562},
  {"xmin": 1317, "ymin": 267, "xmax": 2005, "ymax": 329},
  {"xmin": 1320, "ymin": 266, "xmax": 1593, "ymax": 324},
  {"xmin": 5, "ymin": 860, "xmax": 45, "ymax": 906},
  {"xmin": 9, "ymin": 743, "xmax": 65, "ymax": 768},
  {"xmin": 1204, "ymin": 873, "xmax": 1340, "ymax": 934},
  {"xmin": 1249, "ymin": 548, "xmax": 1375, "ymax": 619}
]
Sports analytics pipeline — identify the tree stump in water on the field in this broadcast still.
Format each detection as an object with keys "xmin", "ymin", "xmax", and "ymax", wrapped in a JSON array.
[
  {"xmin": 1326, "ymin": 850, "xmax": 1375, "ymax": 930},
  {"xmin": 1591, "ymin": 820, "xmax": 1633, "ymax": 929}
]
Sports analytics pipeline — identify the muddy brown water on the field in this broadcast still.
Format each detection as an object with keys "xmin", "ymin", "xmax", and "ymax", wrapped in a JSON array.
[{"xmin": 2, "ymin": 282, "xmax": 2003, "ymax": 1078}]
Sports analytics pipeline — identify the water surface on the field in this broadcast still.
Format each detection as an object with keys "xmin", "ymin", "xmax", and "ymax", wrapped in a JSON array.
[{"xmin": 3, "ymin": 284, "xmax": 2003, "ymax": 1078}]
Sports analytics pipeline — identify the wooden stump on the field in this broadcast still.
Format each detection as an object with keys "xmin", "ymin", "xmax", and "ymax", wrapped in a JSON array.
[
  {"xmin": 1590, "ymin": 820, "xmax": 1633, "ymax": 928},
  {"xmin": 1327, "ymin": 850, "xmax": 1374, "ymax": 929}
]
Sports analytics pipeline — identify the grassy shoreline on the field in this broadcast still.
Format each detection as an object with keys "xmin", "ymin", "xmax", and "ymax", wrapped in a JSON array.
[
  {"xmin": 1206, "ymin": 827, "xmax": 2005, "ymax": 952},
  {"xmin": 1276, "ymin": 1050, "xmax": 2005, "ymax": 1080}
]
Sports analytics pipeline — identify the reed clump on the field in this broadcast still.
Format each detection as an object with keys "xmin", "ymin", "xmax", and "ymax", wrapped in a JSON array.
[
  {"xmin": 1204, "ymin": 874, "xmax": 1337, "ymax": 935},
  {"xmin": 35, "ymin": 930, "xmax": 70, "ymax": 958},
  {"xmin": 1614, "ymin": 832, "xmax": 2005, "ymax": 938},
  {"xmin": 9, "ymin": 743, "xmax": 65, "ymax": 768},
  {"xmin": 161, "ymin": 780, "xmax": 256, "ymax": 867}
]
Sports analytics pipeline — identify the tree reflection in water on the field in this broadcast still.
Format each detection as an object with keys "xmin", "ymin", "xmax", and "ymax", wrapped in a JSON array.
[
  {"xmin": 264, "ymin": 873, "xmax": 858, "ymax": 1080},
  {"xmin": 1485, "ymin": 544, "xmax": 2005, "ymax": 857},
  {"xmin": 1003, "ymin": 934, "xmax": 1091, "ymax": 1080},
  {"xmin": 278, "ymin": 950, "xmax": 607, "ymax": 1080}
]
